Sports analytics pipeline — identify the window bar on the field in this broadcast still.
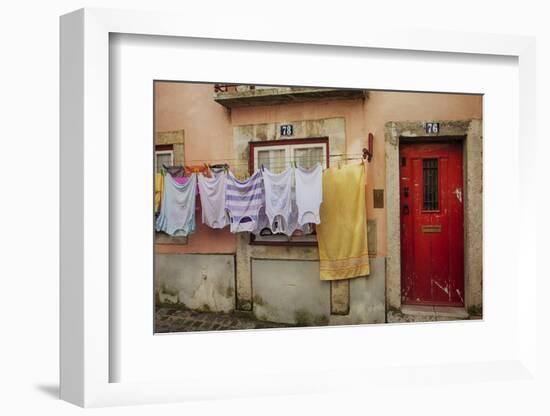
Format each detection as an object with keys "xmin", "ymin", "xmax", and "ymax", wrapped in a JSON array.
[{"xmin": 423, "ymin": 159, "xmax": 438, "ymax": 210}]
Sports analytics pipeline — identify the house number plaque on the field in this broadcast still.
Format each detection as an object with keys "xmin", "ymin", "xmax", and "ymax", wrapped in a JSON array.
[
  {"xmin": 425, "ymin": 122, "xmax": 440, "ymax": 134},
  {"xmin": 280, "ymin": 124, "xmax": 294, "ymax": 136}
]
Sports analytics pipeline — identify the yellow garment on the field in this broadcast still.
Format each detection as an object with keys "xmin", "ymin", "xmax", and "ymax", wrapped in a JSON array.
[
  {"xmin": 316, "ymin": 163, "xmax": 370, "ymax": 280},
  {"xmin": 155, "ymin": 173, "xmax": 164, "ymax": 213}
]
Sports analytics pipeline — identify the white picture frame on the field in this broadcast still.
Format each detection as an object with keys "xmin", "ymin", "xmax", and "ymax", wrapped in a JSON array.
[{"xmin": 60, "ymin": 7, "xmax": 538, "ymax": 408}]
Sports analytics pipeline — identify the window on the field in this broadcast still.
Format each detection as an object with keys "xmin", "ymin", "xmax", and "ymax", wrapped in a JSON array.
[
  {"xmin": 422, "ymin": 158, "xmax": 439, "ymax": 210},
  {"xmin": 249, "ymin": 137, "xmax": 329, "ymax": 245},
  {"xmin": 155, "ymin": 148, "xmax": 174, "ymax": 173},
  {"xmin": 253, "ymin": 140, "xmax": 328, "ymax": 172}
]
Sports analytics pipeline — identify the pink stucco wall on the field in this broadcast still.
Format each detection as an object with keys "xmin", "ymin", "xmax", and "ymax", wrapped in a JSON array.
[
  {"xmin": 155, "ymin": 83, "xmax": 482, "ymax": 256},
  {"xmin": 155, "ymin": 82, "xmax": 236, "ymax": 254}
]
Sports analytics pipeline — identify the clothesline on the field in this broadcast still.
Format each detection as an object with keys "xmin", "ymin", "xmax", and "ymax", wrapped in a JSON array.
[
  {"xmin": 155, "ymin": 161, "xmax": 370, "ymax": 281},
  {"xmin": 163, "ymin": 160, "xmax": 365, "ymax": 170},
  {"xmin": 221, "ymin": 161, "xmax": 364, "ymax": 169},
  {"xmin": 178, "ymin": 153, "xmax": 367, "ymax": 164}
]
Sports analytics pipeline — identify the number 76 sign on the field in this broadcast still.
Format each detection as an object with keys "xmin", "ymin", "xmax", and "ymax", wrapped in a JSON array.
[{"xmin": 425, "ymin": 122, "xmax": 440, "ymax": 134}]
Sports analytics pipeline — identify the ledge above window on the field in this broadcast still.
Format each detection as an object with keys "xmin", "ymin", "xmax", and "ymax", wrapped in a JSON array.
[{"xmin": 213, "ymin": 85, "xmax": 368, "ymax": 108}]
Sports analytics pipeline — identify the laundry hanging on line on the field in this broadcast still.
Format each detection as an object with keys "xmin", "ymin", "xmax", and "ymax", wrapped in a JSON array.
[
  {"xmin": 155, "ymin": 173, "xmax": 197, "ymax": 237},
  {"xmin": 261, "ymin": 167, "xmax": 293, "ymax": 234},
  {"xmin": 155, "ymin": 163, "xmax": 323, "ymax": 237},
  {"xmin": 252, "ymin": 165, "xmax": 320, "ymax": 237},
  {"xmin": 295, "ymin": 163, "xmax": 323, "ymax": 226},
  {"xmin": 156, "ymin": 161, "xmax": 368, "ymax": 281},
  {"xmin": 316, "ymin": 163, "xmax": 370, "ymax": 280},
  {"xmin": 155, "ymin": 173, "xmax": 163, "ymax": 214},
  {"xmin": 197, "ymin": 169, "xmax": 230, "ymax": 229},
  {"xmin": 225, "ymin": 169, "xmax": 265, "ymax": 233}
]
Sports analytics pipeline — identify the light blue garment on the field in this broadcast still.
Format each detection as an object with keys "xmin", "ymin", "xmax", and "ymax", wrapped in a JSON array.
[{"xmin": 155, "ymin": 174, "xmax": 197, "ymax": 236}]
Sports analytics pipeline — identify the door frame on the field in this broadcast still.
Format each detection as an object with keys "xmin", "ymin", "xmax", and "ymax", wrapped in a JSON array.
[{"xmin": 384, "ymin": 119, "xmax": 483, "ymax": 313}]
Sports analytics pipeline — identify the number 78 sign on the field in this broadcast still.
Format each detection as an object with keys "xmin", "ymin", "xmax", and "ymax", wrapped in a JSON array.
[{"xmin": 280, "ymin": 124, "xmax": 294, "ymax": 136}]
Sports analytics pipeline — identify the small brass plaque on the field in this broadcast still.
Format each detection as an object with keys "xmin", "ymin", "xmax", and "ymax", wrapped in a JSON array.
[
  {"xmin": 421, "ymin": 225, "xmax": 442, "ymax": 233},
  {"xmin": 373, "ymin": 189, "xmax": 384, "ymax": 209}
]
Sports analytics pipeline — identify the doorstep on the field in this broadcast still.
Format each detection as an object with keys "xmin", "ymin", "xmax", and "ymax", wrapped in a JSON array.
[
  {"xmin": 434, "ymin": 306, "xmax": 469, "ymax": 319},
  {"xmin": 388, "ymin": 305, "xmax": 470, "ymax": 323}
]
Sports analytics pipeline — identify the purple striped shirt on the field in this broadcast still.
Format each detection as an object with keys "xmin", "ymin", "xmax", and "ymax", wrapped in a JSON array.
[{"xmin": 225, "ymin": 170, "xmax": 265, "ymax": 233}]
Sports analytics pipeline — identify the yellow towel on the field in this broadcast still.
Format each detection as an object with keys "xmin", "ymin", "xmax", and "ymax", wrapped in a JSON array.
[
  {"xmin": 316, "ymin": 163, "xmax": 370, "ymax": 280},
  {"xmin": 155, "ymin": 173, "xmax": 164, "ymax": 213}
]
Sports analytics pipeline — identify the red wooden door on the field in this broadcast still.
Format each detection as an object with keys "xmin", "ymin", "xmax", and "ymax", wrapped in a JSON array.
[{"xmin": 400, "ymin": 141, "xmax": 464, "ymax": 306}]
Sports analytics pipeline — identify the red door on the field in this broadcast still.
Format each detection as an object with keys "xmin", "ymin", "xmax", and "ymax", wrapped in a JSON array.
[{"xmin": 400, "ymin": 141, "xmax": 464, "ymax": 306}]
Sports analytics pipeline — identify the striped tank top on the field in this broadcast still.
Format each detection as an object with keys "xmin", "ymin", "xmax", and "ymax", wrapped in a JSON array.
[{"xmin": 225, "ymin": 170, "xmax": 265, "ymax": 233}]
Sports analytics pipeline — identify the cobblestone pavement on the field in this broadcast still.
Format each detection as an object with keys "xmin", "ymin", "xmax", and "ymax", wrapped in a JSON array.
[
  {"xmin": 155, "ymin": 306, "xmax": 480, "ymax": 332},
  {"xmin": 387, "ymin": 308, "xmax": 481, "ymax": 323},
  {"xmin": 155, "ymin": 306, "xmax": 291, "ymax": 333}
]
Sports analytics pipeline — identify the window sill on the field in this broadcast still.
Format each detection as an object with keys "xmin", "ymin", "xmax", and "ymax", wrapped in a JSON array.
[
  {"xmin": 155, "ymin": 232, "xmax": 188, "ymax": 245},
  {"xmin": 249, "ymin": 240, "xmax": 318, "ymax": 247}
]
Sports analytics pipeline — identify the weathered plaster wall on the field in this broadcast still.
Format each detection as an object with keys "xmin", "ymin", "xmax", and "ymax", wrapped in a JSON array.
[
  {"xmin": 329, "ymin": 257, "xmax": 386, "ymax": 325},
  {"xmin": 154, "ymin": 82, "xmax": 483, "ymax": 321},
  {"xmin": 155, "ymin": 254, "xmax": 236, "ymax": 313},
  {"xmin": 362, "ymin": 91, "xmax": 482, "ymax": 257},
  {"xmin": 154, "ymin": 82, "xmax": 237, "ymax": 254},
  {"xmin": 155, "ymin": 84, "xmax": 482, "ymax": 260},
  {"xmin": 464, "ymin": 120, "xmax": 483, "ymax": 312},
  {"xmin": 252, "ymin": 259, "xmax": 330, "ymax": 326},
  {"xmin": 251, "ymin": 257, "xmax": 385, "ymax": 326},
  {"xmin": 155, "ymin": 130, "xmax": 185, "ymax": 165},
  {"xmin": 236, "ymin": 237, "xmax": 320, "ymax": 311},
  {"xmin": 230, "ymin": 98, "xmax": 382, "ymax": 253},
  {"xmin": 229, "ymin": 92, "xmax": 481, "ymax": 257},
  {"xmin": 155, "ymin": 82, "xmax": 233, "ymax": 158},
  {"xmin": 232, "ymin": 117, "xmax": 347, "ymax": 175},
  {"xmin": 232, "ymin": 117, "xmax": 350, "ymax": 313}
]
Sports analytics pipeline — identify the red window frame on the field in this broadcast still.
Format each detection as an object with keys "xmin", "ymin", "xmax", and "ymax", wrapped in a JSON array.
[
  {"xmin": 248, "ymin": 137, "xmax": 329, "ymax": 246},
  {"xmin": 155, "ymin": 144, "xmax": 174, "ymax": 152}
]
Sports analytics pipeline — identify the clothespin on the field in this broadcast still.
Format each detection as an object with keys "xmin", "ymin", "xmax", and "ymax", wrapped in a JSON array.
[{"xmin": 338, "ymin": 159, "xmax": 341, "ymax": 169}]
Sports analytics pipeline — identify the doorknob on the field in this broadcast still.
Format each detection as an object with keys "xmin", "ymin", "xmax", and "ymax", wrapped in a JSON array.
[{"xmin": 403, "ymin": 204, "xmax": 409, "ymax": 215}]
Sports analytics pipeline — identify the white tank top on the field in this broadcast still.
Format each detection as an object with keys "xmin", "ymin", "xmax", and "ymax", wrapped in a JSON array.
[
  {"xmin": 253, "ymin": 180, "xmax": 313, "ymax": 237},
  {"xmin": 197, "ymin": 171, "xmax": 229, "ymax": 229},
  {"xmin": 295, "ymin": 163, "xmax": 323, "ymax": 225},
  {"xmin": 285, "ymin": 183, "xmax": 314, "ymax": 236},
  {"xmin": 261, "ymin": 167, "xmax": 293, "ymax": 234}
]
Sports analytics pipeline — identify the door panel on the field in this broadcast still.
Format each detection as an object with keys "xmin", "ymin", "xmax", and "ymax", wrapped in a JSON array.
[{"xmin": 400, "ymin": 142, "xmax": 464, "ymax": 306}]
